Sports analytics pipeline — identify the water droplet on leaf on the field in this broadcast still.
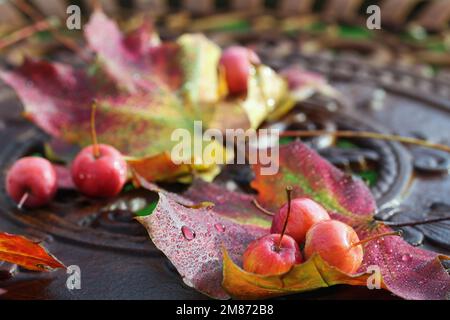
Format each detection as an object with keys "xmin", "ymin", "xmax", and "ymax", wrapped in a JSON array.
[
  {"xmin": 181, "ymin": 226, "xmax": 196, "ymax": 240},
  {"xmin": 214, "ymin": 223, "xmax": 225, "ymax": 232},
  {"xmin": 401, "ymin": 254, "xmax": 412, "ymax": 262}
]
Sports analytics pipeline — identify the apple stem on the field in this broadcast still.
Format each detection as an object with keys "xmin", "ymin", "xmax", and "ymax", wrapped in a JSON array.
[
  {"xmin": 252, "ymin": 199, "xmax": 275, "ymax": 216},
  {"xmin": 351, "ymin": 230, "xmax": 402, "ymax": 248},
  {"xmin": 90, "ymin": 99, "xmax": 100, "ymax": 159},
  {"xmin": 277, "ymin": 186, "xmax": 293, "ymax": 251},
  {"xmin": 17, "ymin": 192, "xmax": 29, "ymax": 209}
]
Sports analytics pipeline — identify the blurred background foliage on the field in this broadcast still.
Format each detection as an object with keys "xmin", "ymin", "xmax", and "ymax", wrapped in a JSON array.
[{"xmin": 0, "ymin": 0, "xmax": 450, "ymax": 78}]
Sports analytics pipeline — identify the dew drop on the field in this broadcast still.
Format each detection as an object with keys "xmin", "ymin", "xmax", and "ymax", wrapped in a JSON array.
[
  {"xmin": 214, "ymin": 223, "xmax": 226, "ymax": 232},
  {"xmin": 181, "ymin": 226, "xmax": 196, "ymax": 241},
  {"xmin": 401, "ymin": 254, "xmax": 412, "ymax": 262}
]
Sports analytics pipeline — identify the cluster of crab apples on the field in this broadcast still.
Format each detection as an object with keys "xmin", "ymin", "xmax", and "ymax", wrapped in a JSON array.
[
  {"xmin": 6, "ymin": 103, "xmax": 128, "ymax": 209},
  {"xmin": 243, "ymin": 187, "xmax": 379, "ymax": 275}
]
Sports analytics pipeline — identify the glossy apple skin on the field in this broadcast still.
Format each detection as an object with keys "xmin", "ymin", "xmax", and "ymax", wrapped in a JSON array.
[
  {"xmin": 6, "ymin": 157, "xmax": 57, "ymax": 208},
  {"xmin": 71, "ymin": 144, "xmax": 127, "ymax": 198},
  {"xmin": 219, "ymin": 46, "xmax": 260, "ymax": 95},
  {"xmin": 243, "ymin": 234, "xmax": 303, "ymax": 276},
  {"xmin": 270, "ymin": 198, "xmax": 330, "ymax": 244},
  {"xmin": 304, "ymin": 220, "xmax": 363, "ymax": 274}
]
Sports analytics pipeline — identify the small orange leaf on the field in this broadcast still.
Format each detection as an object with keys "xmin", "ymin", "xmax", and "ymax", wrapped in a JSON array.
[
  {"xmin": 125, "ymin": 146, "xmax": 227, "ymax": 183},
  {"xmin": 127, "ymin": 152, "xmax": 191, "ymax": 183},
  {"xmin": 0, "ymin": 232, "xmax": 65, "ymax": 271}
]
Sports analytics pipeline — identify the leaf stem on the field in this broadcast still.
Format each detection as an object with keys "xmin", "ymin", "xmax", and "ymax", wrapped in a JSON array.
[
  {"xmin": 277, "ymin": 186, "xmax": 293, "ymax": 251},
  {"xmin": 90, "ymin": 100, "xmax": 100, "ymax": 159},
  {"xmin": 252, "ymin": 199, "xmax": 275, "ymax": 216},
  {"xmin": 351, "ymin": 230, "xmax": 402, "ymax": 248},
  {"xmin": 278, "ymin": 130, "xmax": 450, "ymax": 153},
  {"xmin": 382, "ymin": 216, "xmax": 450, "ymax": 228}
]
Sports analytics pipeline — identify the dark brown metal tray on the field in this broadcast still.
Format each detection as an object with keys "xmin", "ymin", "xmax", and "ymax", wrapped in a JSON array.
[
  {"xmin": 0, "ymin": 51, "xmax": 449, "ymax": 299},
  {"xmin": 0, "ymin": 0, "xmax": 449, "ymax": 300}
]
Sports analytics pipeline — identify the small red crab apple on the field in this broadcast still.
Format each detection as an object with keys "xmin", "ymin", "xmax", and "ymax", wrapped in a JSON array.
[
  {"xmin": 243, "ymin": 187, "xmax": 303, "ymax": 276},
  {"xmin": 271, "ymin": 197, "xmax": 330, "ymax": 244},
  {"xmin": 219, "ymin": 46, "xmax": 260, "ymax": 95},
  {"xmin": 71, "ymin": 100, "xmax": 127, "ymax": 198},
  {"xmin": 304, "ymin": 220, "xmax": 363, "ymax": 274},
  {"xmin": 242, "ymin": 233, "xmax": 302, "ymax": 276},
  {"xmin": 6, "ymin": 157, "xmax": 57, "ymax": 208},
  {"xmin": 304, "ymin": 220, "xmax": 401, "ymax": 274}
]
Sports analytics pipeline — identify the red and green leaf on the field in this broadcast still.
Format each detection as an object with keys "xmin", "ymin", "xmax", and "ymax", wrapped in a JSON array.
[
  {"xmin": 136, "ymin": 183, "xmax": 268, "ymax": 299},
  {"xmin": 85, "ymin": 9, "xmax": 177, "ymax": 93},
  {"xmin": 251, "ymin": 140, "xmax": 376, "ymax": 218},
  {"xmin": 0, "ymin": 59, "xmax": 192, "ymax": 158}
]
